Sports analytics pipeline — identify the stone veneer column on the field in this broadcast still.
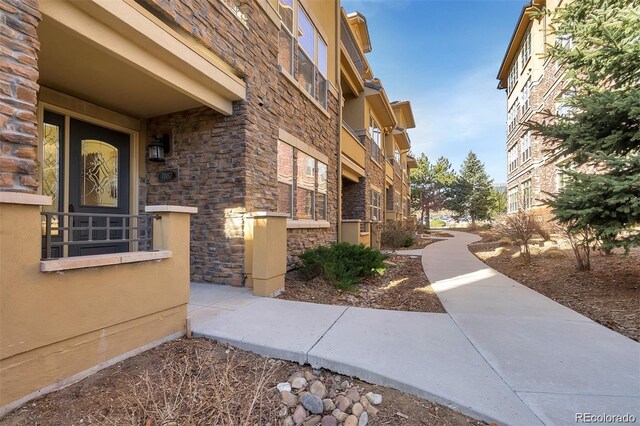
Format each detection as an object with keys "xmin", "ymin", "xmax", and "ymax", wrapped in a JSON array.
[{"xmin": 0, "ymin": 0, "xmax": 42, "ymax": 192}]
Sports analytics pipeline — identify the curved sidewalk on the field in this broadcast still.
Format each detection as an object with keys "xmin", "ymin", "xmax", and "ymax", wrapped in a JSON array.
[
  {"xmin": 189, "ymin": 232, "xmax": 639, "ymax": 425},
  {"xmin": 424, "ymin": 231, "xmax": 640, "ymax": 425}
]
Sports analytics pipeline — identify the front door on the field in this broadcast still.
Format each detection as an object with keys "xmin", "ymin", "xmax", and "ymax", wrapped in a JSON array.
[{"xmin": 68, "ymin": 118, "xmax": 130, "ymax": 256}]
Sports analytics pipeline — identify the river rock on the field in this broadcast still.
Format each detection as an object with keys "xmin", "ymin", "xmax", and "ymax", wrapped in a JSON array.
[
  {"xmin": 300, "ymin": 394, "xmax": 324, "ymax": 415},
  {"xmin": 303, "ymin": 415, "xmax": 322, "ymax": 426},
  {"xmin": 283, "ymin": 416, "xmax": 295, "ymax": 426},
  {"xmin": 352, "ymin": 402, "xmax": 364, "ymax": 417},
  {"xmin": 322, "ymin": 398, "xmax": 335, "ymax": 412},
  {"xmin": 289, "ymin": 372, "xmax": 304, "ymax": 383},
  {"xmin": 304, "ymin": 371, "xmax": 317, "ymax": 381},
  {"xmin": 321, "ymin": 415, "xmax": 337, "ymax": 426},
  {"xmin": 278, "ymin": 382, "xmax": 292, "ymax": 392},
  {"xmin": 291, "ymin": 377, "xmax": 308, "ymax": 389},
  {"xmin": 345, "ymin": 388, "xmax": 360, "ymax": 403},
  {"xmin": 281, "ymin": 391, "xmax": 298, "ymax": 407},
  {"xmin": 365, "ymin": 392, "xmax": 382, "ymax": 405},
  {"xmin": 335, "ymin": 395, "xmax": 351, "ymax": 412},
  {"xmin": 293, "ymin": 405, "xmax": 308, "ymax": 424},
  {"xmin": 344, "ymin": 415, "xmax": 358, "ymax": 426},
  {"xmin": 365, "ymin": 405, "xmax": 378, "ymax": 418},
  {"xmin": 331, "ymin": 409, "xmax": 348, "ymax": 422},
  {"xmin": 358, "ymin": 411, "xmax": 369, "ymax": 426},
  {"xmin": 309, "ymin": 380, "xmax": 327, "ymax": 399}
]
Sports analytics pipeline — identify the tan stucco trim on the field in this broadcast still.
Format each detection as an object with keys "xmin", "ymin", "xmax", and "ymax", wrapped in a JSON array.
[
  {"xmin": 0, "ymin": 193, "xmax": 52, "ymax": 206},
  {"xmin": 370, "ymin": 183, "xmax": 382, "ymax": 193},
  {"xmin": 40, "ymin": 250, "xmax": 172, "ymax": 272},
  {"xmin": 246, "ymin": 211, "xmax": 290, "ymax": 218},
  {"xmin": 40, "ymin": 0, "xmax": 245, "ymax": 116},
  {"xmin": 286, "ymin": 219, "xmax": 331, "ymax": 229},
  {"xmin": 145, "ymin": 205, "xmax": 198, "ymax": 214},
  {"xmin": 340, "ymin": 154, "xmax": 365, "ymax": 177},
  {"xmin": 279, "ymin": 128, "xmax": 330, "ymax": 164}
]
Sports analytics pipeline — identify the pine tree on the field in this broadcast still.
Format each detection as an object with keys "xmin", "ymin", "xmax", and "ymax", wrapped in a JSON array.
[
  {"xmin": 410, "ymin": 155, "xmax": 456, "ymax": 228},
  {"xmin": 530, "ymin": 0, "xmax": 640, "ymax": 253},
  {"xmin": 446, "ymin": 151, "xmax": 494, "ymax": 228}
]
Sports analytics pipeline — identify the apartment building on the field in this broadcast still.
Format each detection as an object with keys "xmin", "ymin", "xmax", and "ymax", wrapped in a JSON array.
[
  {"xmin": 497, "ymin": 0, "xmax": 572, "ymax": 219},
  {"xmin": 0, "ymin": 0, "xmax": 416, "ymax": 412},
  {"xmin": 338, "ymin": 10, "xmax": 417, "ymax": 247}
]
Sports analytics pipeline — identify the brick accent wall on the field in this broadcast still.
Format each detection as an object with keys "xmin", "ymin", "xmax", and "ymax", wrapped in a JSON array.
[
  {"xmin": 0, "ymin": 0, "xmax": 41, "ymax": 192},
  {"xmin": 141, "ymin": 0, "xmax": 340, "ymax": 280}
]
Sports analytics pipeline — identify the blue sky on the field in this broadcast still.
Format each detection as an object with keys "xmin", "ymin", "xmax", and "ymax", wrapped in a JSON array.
[{"xmin": 341, "ymin": 0, "xmax": 525, "ymax": 183}]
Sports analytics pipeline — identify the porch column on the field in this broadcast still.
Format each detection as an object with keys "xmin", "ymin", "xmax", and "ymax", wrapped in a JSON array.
[{"xmin": 244, "ymin": 212, "xmax": 288, "ymax": 297}]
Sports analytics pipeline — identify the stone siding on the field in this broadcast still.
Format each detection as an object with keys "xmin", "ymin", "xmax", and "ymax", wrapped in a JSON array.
[{"xmin": 0, "ymin": 0, "xmax": 41, "ymax": 192}]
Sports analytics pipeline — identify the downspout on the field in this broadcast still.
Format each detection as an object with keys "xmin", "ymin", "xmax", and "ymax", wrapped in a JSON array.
[{"xmin": 336, "ymin": 0, "xmax": 343, "ymax": 243}]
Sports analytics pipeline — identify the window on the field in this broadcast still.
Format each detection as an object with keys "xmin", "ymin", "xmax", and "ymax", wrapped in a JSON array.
[
  {"xmin": 522, "ymin": 77, "xmax": 531, "ymax": 113},
  {"xmin": 370, "ymin": 189, "xmax": 382, "ymax": 222},
  {"xmin": 507, "ymin": 98, "xmax": 519, "ymax": 133},
  {"xmin": 508, "ymin": 187, "xmax": 519, "ymax": 213},
  {"xmin": 368, "ymin": 115, "xmax": 382, "ymax": 164},
  {"xmin": 521, "ymin": 131, "xmax": 531, "ymax": 163},
  {"xmin": 277, "ymin": 140, "xmax": 294, "ymax": 215},
  {"xmin": 556, "ymin": 168, "xmax": 570, "ymax": 192},
  {"xmin": 520, "ymin": 30, "xmax": 531, "ymax": 69},
  {"xmin": 556, "ymin": 33, "xmax": 574, "ymax": 49},
  {"xmin": 556, "ymin": 88, "xmax": 577, "ymax": 118},
  {"xmin": 508, "ymin": 144, "xmax": 519, "ymax": 173},
  {"xmin": 277, "ymin": 0, "xmax": 328, "ymax": 108},
  {"xmin": 394, "ymin": 147, "xmax": 400, "ymax": 164},
  {"xmin": 277, "ymin": 0, "xmax": 294, "ymax": 74},
  {"xmin": 508, "ymin": 60, "xmax": 519, "ymax": 93},
  {"xmin": 522, "ymin": 180, "xmax": 532, "ymax": 210},
  {"xmin": 277, "ymin": 141, "xmax": 327, "ymax": 220}
]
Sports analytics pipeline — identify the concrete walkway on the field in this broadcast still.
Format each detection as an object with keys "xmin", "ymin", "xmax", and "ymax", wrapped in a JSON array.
[{"xmin": 189, "ymin": 232, "xmax": 640, "ymax": 425}]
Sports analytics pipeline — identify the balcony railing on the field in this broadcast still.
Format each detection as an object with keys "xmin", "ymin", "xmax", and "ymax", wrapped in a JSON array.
[
  {"xmin": 41, "ymin": 212, "xmax": 157, "ymax": 260},
  {"xmin": 341, "ymin": 19, "xmax": 364, "ymax": 76},
  {"xmin": 369, "ymin": 139, "xmax": 382, "ymax": 164}
]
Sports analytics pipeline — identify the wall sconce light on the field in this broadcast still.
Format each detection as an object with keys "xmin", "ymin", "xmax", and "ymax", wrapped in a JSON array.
[{"xmin": 148, "ymin": 134, "xmax": 170, "ymax": 162}]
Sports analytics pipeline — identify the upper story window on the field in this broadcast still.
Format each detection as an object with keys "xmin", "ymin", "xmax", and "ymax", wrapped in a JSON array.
[
  {"xmin": 520, "ymin": 30, "xmax": 531, "ymax": 69},
  {"xmin": 556, "ymin": 168, "xmax": 569, "ymax": 192},
  {"xmin": 521, "ymin": 131, "xmax": 532, "ymax": 163},
  {"xmin": 556, "ymin": 33, "xmax": 574, "ymax": 49},
  {"xmin": 508, "ymin": 60, "xmax": 519, "ymax": 93},
  {"xmin": 507, "ymin": 98, "xmax": 519, "ymax": 134},
  {"xmin": 522, "ymin": 77, "xmax": 532, "ymax": 113},
  {"xmin": 368, "ymin": 116, "xmax": 383, "ymax": 164},
  {"xmin": 277, "ymin": 0, "xmax": 328, "ymax": 108},
  {"xmin": 508, "ymin": 144, "xmax": 519, "ymax": 173},
  {"xmin": 394, "ymin": 147, "xmax": 400, "ymax": 163}
]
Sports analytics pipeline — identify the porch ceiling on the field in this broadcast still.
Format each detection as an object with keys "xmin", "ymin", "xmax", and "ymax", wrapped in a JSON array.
[
  {"xmin": 38, "ymin": 17, "xmax": 203, "ymax": 119},
  {"xmin": 38, "ymin": 0, "xmax": 246, "ymax": 118}
]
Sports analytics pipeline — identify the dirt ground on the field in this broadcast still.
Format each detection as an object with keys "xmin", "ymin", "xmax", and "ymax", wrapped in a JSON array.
[
  {"xmin": 1, "ymin": 339, "xmax": 485, "ymax": 426},
  {"xmin": 469, "ymin": 234, "xmax": 640, "ymax": 341},
  {"xmin": 278, "ymin": 254, "xmax": 445, "ymax": 313}
]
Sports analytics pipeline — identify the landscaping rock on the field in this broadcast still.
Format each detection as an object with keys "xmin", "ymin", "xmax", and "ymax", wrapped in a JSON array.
[
  {"xmin": 304, "ymin": 371, "xmax": 317, "ymax": 381},
  {"xmin": 277, "ymin": 382, "xmax": 292, "ymax": 392},
  {"xmin": 284, "ymin": 416, "xmax": 295, "ymax": 426},
  {"xmin": 322, "ymin": 398, "xmax": 335, "ymax": 412},
  {"xmin": 281, "ymin": 391, "xmax": 298, "ymax": 407},
  {"xmin": 335, "ymin": 395, "xmax": 351, "ymax": 412},
  {"xmin": 303, "ymin": 415, "xmax": 322, "ymax": 426},
  {"xmin": 321, "ymin": 415, "xmax": 338, "ymax": 426},
  {"xmin": 300, "ymin": 394, "xmax": 324, "ymax": 415},
  {"xmin": 327, "ymin": 388, "xmax": 337, "ymax": 398},
  {"xmin": 278, "ymin": 405, "xmax": 289, "ymax": 417},
  {"xmin": 358, "ymin": 411, "xmax": 369, "ymax": 426},
  {"xmin": 289, "ymin": 372, "xmax": 304, "ymax": 382},
  {"xmin": 344, "ymin": 415, "xmax": 359, "ymax": 426},
  {"xmin": 365, "ymin": 392, "xmax": 382, "ymax": 405},
  {"xmin": 332, "ymin": 409, "xmax": 348, "ymax": 422},
  {"xmin": 293, "ymin": 405, "xmax": 308, "ymax": 424},
  {"xmin": 359, "ymin": 396, "xmax": 369, "ymax": 409},
  {"xmin": 352, "ymin": 402, "xmax": 364, "ymax": 417},
  {"xmin": 340, "ymin": 380, "xmax": 350, "ymax": 390},
  {"xmin": 345, "ymin": 388, "xmax": 360, "ymax": 403},
  {"xmin": 291, "ymin": 377, "xmax": 308, "ymax": 389},
  {"xmin": 365, "ymin": 405, "xmax": 378, "ymax": 418},
  {"xmin": 309, "ymin": 380, "xmax": 327, "ymax": 399}
]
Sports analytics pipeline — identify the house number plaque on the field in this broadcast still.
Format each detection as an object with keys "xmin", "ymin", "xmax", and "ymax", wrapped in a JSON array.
[{"xmin": 158, "ymin": 170, "xmax": 178, "ymax": 182}]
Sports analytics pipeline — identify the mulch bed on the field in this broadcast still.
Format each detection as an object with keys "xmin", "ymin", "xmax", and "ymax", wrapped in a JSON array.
[
  {"xmin": 1, "ymin": 339, "xmax": 485, "ymax": 426},
  {"xmin": 470, "ymin": 237, "xmax": 640, "ymax": 341},
  {"xmin": 382, "ymin": 237, "xmax": 438, "ymax": 251},
  {"xmin": 278, "ymin": 255, "xmax": 445, "ymax": 313}
]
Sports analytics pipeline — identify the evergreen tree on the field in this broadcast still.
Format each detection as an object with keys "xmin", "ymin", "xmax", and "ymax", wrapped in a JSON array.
[
  {"xmin": 530, "ymin": 0, "xmax": 640, "ymax": 252},
  {"xmin": 488, "ymin": 187, "xmax": 507, "ymax": 219},
  {"xmin": 410, "ymin": 154, "xmax": 456, "ymax": 229},
  {"xmin": 446, "ymin": 151, "xmax": 494, "ymax": 228}
]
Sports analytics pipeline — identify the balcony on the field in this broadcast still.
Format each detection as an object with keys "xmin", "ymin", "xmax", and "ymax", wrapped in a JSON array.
[{"xmin": 341, "ymin": 121, "xmax": 366, "ymax": 169}]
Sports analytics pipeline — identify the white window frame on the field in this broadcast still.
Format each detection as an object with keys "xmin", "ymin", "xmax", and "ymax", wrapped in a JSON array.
[
  {"xmin": 370, "ymin": 189, "xmax": 382, "ymax": 222},
  {"xmin": 521, "ymin": 131, "xmax": 531, "ymax": 163},
  {"xmin": 522, "ymin": 179, "xmax": 532, "ymax": 210},
  {"xmin": 508, "ymin": 187, "xmax": 519, "ymax": 213}
]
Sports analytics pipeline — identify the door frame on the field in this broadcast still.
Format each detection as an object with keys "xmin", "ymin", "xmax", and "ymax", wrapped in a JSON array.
[{"xmin": 37, "ymin": 88, "xmax": 142, "ymax": 256}]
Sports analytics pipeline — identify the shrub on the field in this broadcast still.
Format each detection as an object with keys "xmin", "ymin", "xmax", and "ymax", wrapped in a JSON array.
[
  {"xmin": 402, "ymin": 236, "xmax": 415, "ymax": 247},
  {"xmin": 298, "ymin": 243, "xmax": 388, "ymax": 291},
  {"xmin": 497, "ymin": 211, "xmax": 538, "ymax": 265},
  {"xmin": 381, "ymin": 221, "xmax": 415, "ymax": 251}
]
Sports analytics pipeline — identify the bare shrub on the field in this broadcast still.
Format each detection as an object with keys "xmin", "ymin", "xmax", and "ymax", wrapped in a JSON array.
[
  {"xmin": 97, "ymin": 345, "xmax": 280, "ymax": 426},
  {"xmin": 381, "ymin": 221, "xmax": 415, "ymax": 251},
  {"xmin": 551, "ymin": 222, "xmax": 595, "ymax": 271},
  {"xmin": 497, "ymin": 211, "xmax": 539, "ymax": 265}
]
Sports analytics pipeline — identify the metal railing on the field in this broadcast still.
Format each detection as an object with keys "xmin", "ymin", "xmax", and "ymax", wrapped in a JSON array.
[
  {"xmin": 369, "ymin": 139, "xmax": 383, "ymax": 164},
  {"xmin": 41, "ymin": 212, "xmax": 157, "ymax": 260},
  {"xmin": 341, "ymin": 19, "xmax": 364, "ymax": 76}
]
